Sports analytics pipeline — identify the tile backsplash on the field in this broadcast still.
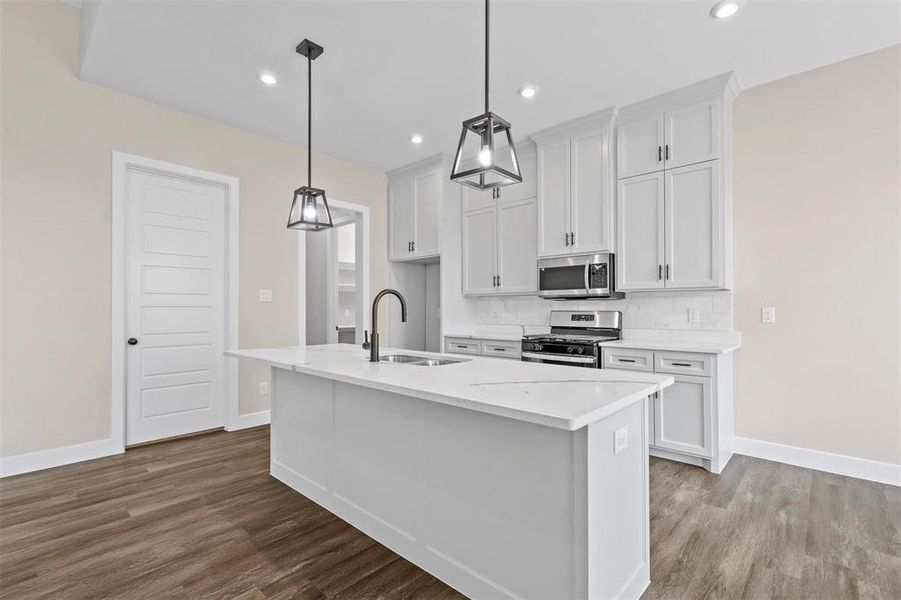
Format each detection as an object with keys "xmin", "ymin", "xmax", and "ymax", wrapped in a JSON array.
[{"xmin": 469, "ymin": 290, "xmax": 733, "ymax": 332}]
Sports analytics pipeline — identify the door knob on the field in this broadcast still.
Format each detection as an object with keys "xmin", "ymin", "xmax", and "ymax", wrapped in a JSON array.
[{"xmin": 127, "ymin": 338, "xmax": 138, "ymax": 346}]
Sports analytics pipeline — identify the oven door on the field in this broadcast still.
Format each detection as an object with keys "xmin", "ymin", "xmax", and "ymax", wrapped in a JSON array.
[
  {"xmin": 538, "ymin": 256, "xmax": 589, "ymax": 298},
  {"xmin": 521, "ymin": 352, "xmax": 598, "ymax": 368}
]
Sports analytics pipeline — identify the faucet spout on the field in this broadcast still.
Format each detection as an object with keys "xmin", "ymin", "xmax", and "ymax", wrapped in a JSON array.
[{"xmin": 369, "ymin": 288, "xmax": 407, "ymax": 362}]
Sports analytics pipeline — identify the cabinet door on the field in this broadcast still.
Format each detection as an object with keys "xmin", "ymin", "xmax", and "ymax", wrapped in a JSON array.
[
  {"xmin": 571, "ymin": 127, "xmax": 613, "ymax": 253},
  {"xmin": 462, "ymin": 185, "xmax": 495, "ymax": 212},
  {"xmin": 389, "ymin": 177, "xmax": 415, "ymax": 260},
  {"xmin": 616, "ymin": 114, "xmax": 664, "ymax": 179},
  {"xmin": 413, "ymin": 169, "xmax": 440, "ymax": 257},
  {"xmin": 616, "ymin": 172, "xmax": 665, "ymax": 290},
  {"xmin": 537, "ymin": 141, "xmax": 571, "ymax": 257},
  {"xmin": 664, "ymin": 161, "xmax": 722, "ymax": 289},
  {"xmin": 664, "ymin": 99, "xmax": 719, "ymax": 169},
  {"xmin": 653, "ymin": 374, "xmax": 712, "ymax": 458},
  {"xmin": 496, "ymin": 149, "xmax": 537, "ymax": 203},
  {"xmin": 461, "ymin": 206, "xmax": 498, "ymax": 295},
  {"xmin": 497, "ymin": 197, "xmax": 537, "ymax": 294}
]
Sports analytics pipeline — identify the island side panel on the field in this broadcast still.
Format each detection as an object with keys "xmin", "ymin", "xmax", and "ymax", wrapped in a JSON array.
[
  {"xmin": 269, "ymin": 369, "xmax": 591, "ymax": 600},
  {"xmin": 586, "ymin": 397, "xmax": 650, "ymax": 600}
]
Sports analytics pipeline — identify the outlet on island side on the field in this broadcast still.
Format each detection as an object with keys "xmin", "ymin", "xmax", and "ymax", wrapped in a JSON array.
[
  {"xmin": 614, "ymin": 425, "xmax": 629, "ymax": 455},
  {"xmin": 259, "ymin": 381, "xmax": 270, "ymax": 396},
  {"xmin": 761, "ymin": 306, "xmax": 776, "ymax": 324}
]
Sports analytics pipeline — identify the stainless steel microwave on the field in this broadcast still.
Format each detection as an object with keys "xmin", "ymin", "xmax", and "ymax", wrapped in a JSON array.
[{"xmin": 537, "ymin": 253, "xmax": 624, "ymax": 300}]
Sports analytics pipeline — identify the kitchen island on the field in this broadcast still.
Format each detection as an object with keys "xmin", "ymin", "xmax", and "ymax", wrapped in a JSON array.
[{"xmin": 226, "ymin": 344, "xmax": 673, "ymax": 600}]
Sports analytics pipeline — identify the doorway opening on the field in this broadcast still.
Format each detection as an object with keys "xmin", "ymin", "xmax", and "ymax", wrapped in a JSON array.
[{"xmin": 300, "ymin": 200, "xmax": 370, "ymax": 346}]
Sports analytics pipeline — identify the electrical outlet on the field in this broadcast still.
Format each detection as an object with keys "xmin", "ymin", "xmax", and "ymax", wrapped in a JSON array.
[
  {"xmin": 687, "ymin": 308, "xmax": 700, "ymax": 324},
  {"xmin": 761, "ymin": 306, "xmax": 776, "ymax": 324},
  {"xmin": 614, "ymin": 426, "xmax": 629, "ymax": 455},
  {"xmin": 259, "ymin": 381, "xmax": 269, "ymax": 396},
  {"xmin": 259, "ymin": 289, "xmax": 273, "ymax": 302}
]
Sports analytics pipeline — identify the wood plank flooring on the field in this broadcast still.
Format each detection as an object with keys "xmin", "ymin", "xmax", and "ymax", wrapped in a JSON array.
[{"xmin": 1, "ymin": 426, "xmax": 898, "ymax": 599}]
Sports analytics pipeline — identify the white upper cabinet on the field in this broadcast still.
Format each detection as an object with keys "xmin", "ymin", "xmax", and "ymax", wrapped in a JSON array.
[
  {"xmin": 495, "ymin": 149, "xmax": 537, "ymax": 203},
  {"xmin": 413, "ymin": 170, "xmax": 440, "ymax": 256},
  {"xmin": 389, "ymin": 177, "xmax": 415, "ymax": 260},
  {"xmin": 460, "ymin": 142, "xmax": 538, "ymax": 297},
  {"xmin": 616, "ymin": 115, "xmax": 664, "ymax": 179},
  {"xmin": 532, "ymin": 108, "xmax": 616, "ymax": 259},
  {"xmin": 617, "ymin": 172, "xmax": 665, "ymax": 290},
  {"xmin": 462, "ymin": 206, "xmax": 498, "ymax": 295},
  {"xmin": 536, "ymin": 141, "xmax": 570, "ymax": 256},
  {"xmin": 615, "ymin": 73, "xmax": 738, "ymax": 291},
  {"xmin": 571, "ymin": 127, "xmax": 613, "ymax": 254},
  {"xmin": 388, "ymin": 155, "xmax": 443, "ymax": 261},
  {"xmin": 665, "ymin": 161, "xmax": 722, "ymax": 289},
  {"xmin": 664, "ymin": 99, "xmax": 719, "ymax": 169},
  {"xmin": 497, "ymin": 197, "xmax": 538, "ymax": 293}
]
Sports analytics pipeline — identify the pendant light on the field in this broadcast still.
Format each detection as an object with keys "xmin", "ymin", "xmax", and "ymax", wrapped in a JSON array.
[
  {"xmin": 450, "ymin": 0, "xmax": 522, "ymax": 190},
  {"xmin": 287, "ymin": 39, "xmax": 334, "ymax": 231}
]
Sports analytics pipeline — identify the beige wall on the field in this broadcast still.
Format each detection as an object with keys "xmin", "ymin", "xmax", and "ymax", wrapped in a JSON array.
[
  {"xmin": 0, "ymin": 1, "xmax": 387, "ymax": 457},
  {"xmin": 733, "ymin": 45, "xmax": 901, "ymax": 465}
]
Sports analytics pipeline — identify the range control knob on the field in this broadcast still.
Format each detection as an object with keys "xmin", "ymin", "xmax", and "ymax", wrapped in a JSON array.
[
  {"xmin": 575, "ymin": 347, "xmax": 583, "ymax": 355},
  {"xmin": 567, "ymin": 346, "xmax": 574, "ymax": 354}
]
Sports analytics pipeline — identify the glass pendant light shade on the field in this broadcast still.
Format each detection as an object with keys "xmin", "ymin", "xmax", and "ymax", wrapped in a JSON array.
[
  {"xmin": 287, "ymin": 38, "xmax": 333, "ymax": 231},
  {"xmin": 287, "ymin": 185, "xmax": 333, "ymax": 230},
  {"xmin": 449, "ymin": 0, "xmax": 522, "ymax": 191},
  {"xmin": 450, "ymin": 111, "xmax": 521, "ymax": 190}
]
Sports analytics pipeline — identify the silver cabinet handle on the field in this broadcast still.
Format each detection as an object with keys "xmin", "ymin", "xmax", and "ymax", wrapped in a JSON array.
[
  {"xmin": 565, "ymin": 232, "xmax": 570, "ymax": 246},
  {"xmin": 496, "ymin": 275, "xmax": 501, "ymax": 287},
  {"xmin": 665, "ymin": 144, "xmax": 670, "ymax": 161},
  {"xmin": 618, "ymin": 358, "xmax": 637, "ymax": 363},
  {"xmin": 672, "ymin": 362, "xmax": 692, "ymax": 367},
  {"xmin": 658, "ymin": 265, "xmax": 663, "ymax": 281},
  {"xmin": 658, "ymin": 146, "xmax": 662, "ymax": 162},
  {"xmin": 571, "ymin": 231, "xmax": 575, "ymax": 246},
  {"xmin": 666, "ymin": 264, "xmax": 671, "ymax": 280}
]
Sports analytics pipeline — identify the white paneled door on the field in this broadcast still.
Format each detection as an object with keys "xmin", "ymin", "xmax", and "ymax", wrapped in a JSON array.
[{"xmin": 125, "ymin": 169, "xmax": 226, "ymax": 445}]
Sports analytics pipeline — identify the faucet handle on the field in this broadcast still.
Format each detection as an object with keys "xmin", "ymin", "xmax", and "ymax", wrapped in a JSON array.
[{"xmin": 362, "ymin": 330, "xmax": 371, "ymax": 350}]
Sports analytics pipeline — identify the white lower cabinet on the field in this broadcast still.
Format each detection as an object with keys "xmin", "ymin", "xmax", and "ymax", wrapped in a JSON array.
[
  {"xmin": 602, "ymin": 347, "xmax": 734, "ymax": 473},
  {"xmin": 653, "ymin": 374, "xmax": 712, "ymax": 457},
  {"xmin": 445, "ymin": 337, "xmax": 521, "ymax": 360}
]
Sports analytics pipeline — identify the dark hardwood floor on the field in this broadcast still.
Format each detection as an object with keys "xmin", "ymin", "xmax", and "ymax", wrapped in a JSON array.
[{"xmin": 1, "ymin": 426, "xmax": 898, "ymax": 599}]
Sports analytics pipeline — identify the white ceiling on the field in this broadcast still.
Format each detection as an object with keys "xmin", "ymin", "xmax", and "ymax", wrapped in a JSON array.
[{"xmin": 79, "ymin": 1, "xmax": 900, "ymax": 172}]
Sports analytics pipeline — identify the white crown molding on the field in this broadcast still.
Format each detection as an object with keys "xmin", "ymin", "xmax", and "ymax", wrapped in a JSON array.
[{"xmin": 734, "ymin": 436, "xmax": 900, "ymax": 487}]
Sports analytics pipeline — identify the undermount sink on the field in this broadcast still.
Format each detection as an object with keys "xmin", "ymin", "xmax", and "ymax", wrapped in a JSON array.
[{"xmin": 379, "ymin": 354, "xmax": 467, "ymax": 366}]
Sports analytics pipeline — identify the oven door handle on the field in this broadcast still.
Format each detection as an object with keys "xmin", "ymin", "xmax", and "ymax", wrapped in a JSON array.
[{"xmin": 521, "ymin": 352, "xmax": 596, "ymax": 365}]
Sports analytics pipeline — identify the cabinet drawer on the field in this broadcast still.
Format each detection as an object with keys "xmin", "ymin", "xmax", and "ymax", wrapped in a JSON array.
[
  {"xmin": 602, "ymin": 348, "xmax": 654, "ymax": 371},
  {"xmin": 445, "ymin": 337, "xmax": 482, "ymax": 356},
  {"xmin": 481, "ymin": 340, "xmax": 522, "ymax": 360},
  {"xmin": 654, "ymin": 352, "xmax": 712, "ymax": 377}
]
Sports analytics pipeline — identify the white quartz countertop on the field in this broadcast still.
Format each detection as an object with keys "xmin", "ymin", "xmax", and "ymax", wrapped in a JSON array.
[
  {"xmin": 599, "ymin": 339, "xmax": 740, "ymax": 354},
  {"xmin": 226, "ymin": 344, "xmax": 673, "ymax": 431}
]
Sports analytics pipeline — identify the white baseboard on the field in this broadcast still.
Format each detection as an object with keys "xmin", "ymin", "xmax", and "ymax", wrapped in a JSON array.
[
  {"xmin": 0, "ymin": 437, "xmax": 123, "ymax": 478},
  {"xmin": 733, "ymin": 437, "xmax": 900, "ymax": 487},
  {"xmin": 226, "ymin": 410, "xmax": 270, "ymax": 431}
]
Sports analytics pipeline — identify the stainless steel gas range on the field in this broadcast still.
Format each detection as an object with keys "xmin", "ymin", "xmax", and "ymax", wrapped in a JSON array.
[{"xmin": 521, "ymin": 310, "xmax": 622, "ymax": 368}]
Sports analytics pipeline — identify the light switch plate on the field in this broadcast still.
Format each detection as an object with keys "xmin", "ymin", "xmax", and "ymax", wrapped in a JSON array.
[
  {"xmin": 761, "ymin": 306, "xmax": 776, "ymax": 324},
  {"xmin": 259, "ymin": 289, "xmax": 273, "ymax": 302},
  {"xmin": 614, "ymin": 426, "xmax": 629, "ymax": 455},
  {"xmin": 259, "ymin": 381, "xmax": 269, "ymax": 396}
]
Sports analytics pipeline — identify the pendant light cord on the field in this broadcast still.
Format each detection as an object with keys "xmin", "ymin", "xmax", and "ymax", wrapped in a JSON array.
[
  {"xmin": 484, "ymin": 0, "xmax": 489, "ymax": 114},
  {"xmin": 307, "ymin": 54, "xmax": 312, "ymax": 189}
]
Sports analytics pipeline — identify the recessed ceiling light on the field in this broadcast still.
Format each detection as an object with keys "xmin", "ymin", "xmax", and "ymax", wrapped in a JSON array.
[
  {"xmin": 518, "ymin": 86, "xmax": 537, "ymax": 99},
  {"xmin": 410, "ymin": 134, "xmax": 424, "ymax": 144},
  {"xmin": 259, "ymin": 71, "xmax": 277, "ymax": 86},
  {"xmin": 710, "ymin": 0, "xmax": 741, "ymax": 19}
]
